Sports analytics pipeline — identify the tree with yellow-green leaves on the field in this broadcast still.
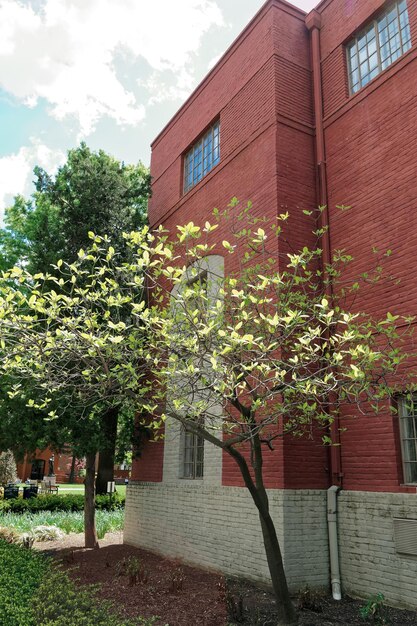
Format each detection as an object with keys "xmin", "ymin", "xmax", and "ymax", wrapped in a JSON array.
[
  {"xmin": 0, "ymin": 205, "xmax": 411, "ymax": 624},
  {"xmin": 0, "ymin": 143, "xmax": 151, "ymax": 495}
]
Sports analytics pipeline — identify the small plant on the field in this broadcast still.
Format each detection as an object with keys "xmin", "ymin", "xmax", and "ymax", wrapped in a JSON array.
[
  {"xmin": 297, "ymin": 585, "xmax": 324, "ymax": 613},
  {"xmin": 20, "ymin": 532, "xmax": 35, "ymax": 549},
  {"xmin": 116, "ymin": 556, "xmax": 149, "ymax": 586},
  {"xmin": 360, "ymin": 593, "xmax": 387, "ymax": 624},
  {"xmin": 226, "ymin": 591, "xmax": 244, "ymax": 623},
  {"xmin": 32, "ymin": 525, "xmax": 65, "ymax": 542},
  {"xmin": 0, "ymin": 525, "xmax": 20, "ymax": 543},
  {"xmin": 0, "ymin": 508, "xmax": 124, "ymax": 537},
  {"xmin": 168, "ymin": 566, "xmax": 185, "ymax": 593}
]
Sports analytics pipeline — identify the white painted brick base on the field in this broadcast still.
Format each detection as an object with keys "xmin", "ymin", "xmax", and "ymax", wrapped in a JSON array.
[
  {"xmin": 338, "ymin": 491, "xmax": 417, "ymax": 609},
  {"xmin": 124, "ymin": 482, "xmax": 329, "ymax": 591}
]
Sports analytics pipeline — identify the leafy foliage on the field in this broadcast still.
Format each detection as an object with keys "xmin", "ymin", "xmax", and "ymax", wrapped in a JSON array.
[
  {"xmin": 0, "ymin": 539, "xmax": 48, "ymax": 625},
  {"xmin": 0, "ymin": 492, "xmax": 125, "ymax": 513},
  {"xmin": 0, "ymin": 202, "xmax": 412, "ymax": 621},
  {"xmin": 0, "ymin": 142, "xmax": 151, "ymax": 518},
  {"xmin": 33, "ymin": 568, "xmax": 158, "ymax": 625},
  {"xmin": 0, "ymin": 509, "xmax": 124, "ymax": 538},
  {"xmin": 30, "ymin": 525, "xmax": 65, "ymax": 542},
  {"xmin": 0, "ymin": 143, "xmax": 150, "ymax": 274},
  {"xmin": 0, "ymin": 540, "xmax": 156, "ymax": 625},
  {"xmin": 359, "ymin": 593, "xmax": 387, "ymax": 624}
]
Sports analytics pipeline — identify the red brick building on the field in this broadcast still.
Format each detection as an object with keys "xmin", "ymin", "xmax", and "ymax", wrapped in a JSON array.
[{"xmin": 124, "ymin": 0, "xmax": 417, "ymax": 607}]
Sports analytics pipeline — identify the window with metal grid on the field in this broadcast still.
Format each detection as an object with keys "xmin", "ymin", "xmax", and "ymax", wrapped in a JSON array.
[
  {"xmin": 182, "ymin": 430, "xmax": 204, "ymax": 479},
  {"xmin": 398, "ymin": 396, "xmax": 417, "ymax": 484},
  {"xmin": 347, "ymin": 0, "xmax": 411, "ymax": 94},
  {"xmin": 183, "ymin": 121, "xmax": 220, "ymax": 194}
]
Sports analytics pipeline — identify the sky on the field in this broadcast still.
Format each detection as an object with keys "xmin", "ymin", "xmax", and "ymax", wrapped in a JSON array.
[{"xmin": 0, "ymin": 0, "xmax": 317, "ymax": 218}]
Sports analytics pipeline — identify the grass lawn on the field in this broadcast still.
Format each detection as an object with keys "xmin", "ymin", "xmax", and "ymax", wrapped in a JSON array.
[{"xmin": 57, "ymin": 483, "xmax": 127, "ymax": 498}]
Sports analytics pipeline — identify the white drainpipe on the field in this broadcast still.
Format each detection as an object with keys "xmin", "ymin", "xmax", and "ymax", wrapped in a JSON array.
[{"xmin": 327, "ymin": 485, "xmax": 342, "ymax": 600}]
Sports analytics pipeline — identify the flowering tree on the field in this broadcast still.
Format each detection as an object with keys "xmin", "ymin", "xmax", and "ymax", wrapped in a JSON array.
[
  {"xmin": 0, "ymin": 233, "xmax": 153, "ymax": 547},
  {"xmin": 0, "ymin": 207, "xmax": 411, "ymax": 623},
  {"xmin": 143, "ymin": 206, "xmax": 411, "ymax": 624}
]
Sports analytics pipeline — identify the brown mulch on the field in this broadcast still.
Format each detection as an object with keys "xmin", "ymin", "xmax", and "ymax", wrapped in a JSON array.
[
  {"xmin": 35, "ymin": 534, "xmax": 417, "ymax": 626},
  {"xmin": 35, "ymin": 532, "xmax": 227, "ymax": 625}
]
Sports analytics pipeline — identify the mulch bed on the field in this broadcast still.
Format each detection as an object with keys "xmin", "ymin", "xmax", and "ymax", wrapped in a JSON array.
[{"xmin": 36, "ymin": 534, "xmax": 417, "ymax": 625}]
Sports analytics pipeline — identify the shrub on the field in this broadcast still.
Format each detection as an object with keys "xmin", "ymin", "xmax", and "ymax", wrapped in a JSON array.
[
  {"xmin": 0, "ymin": 492, "xmax": 125, "ymax": 514},
  {"xmin": 0, "ymin": 539, "xmax": 49, "ymax": 625},
  {"xmin": 32, "ymin": 568, "xmax": 158, "ymax": 625},
  {"xmin": 32, "ymin": 525, "xmax": 65, "ymax": 542},
  {"xmin": 0, "ymin": 525, "xmax": 19, "ymax": 543},
  {"xmin": 116, "ymin": 556, "xmax": 149, "ymax": 586},
  {"xmin": 0, "ymin": 450, "xmax": 17, "ymax": 485},
  {"xmin": 0, "ymin": 541, "xmax": 158, "ymax": 626}
]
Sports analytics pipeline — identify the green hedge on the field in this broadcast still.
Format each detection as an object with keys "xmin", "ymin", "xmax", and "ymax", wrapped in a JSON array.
[
  {"xmin": 0, "ymin": 540, "xmax": 156, "ymax": 626},
  {"xmin": 0, "ymin": 493, "xmax": 125, "ymax": 514}
]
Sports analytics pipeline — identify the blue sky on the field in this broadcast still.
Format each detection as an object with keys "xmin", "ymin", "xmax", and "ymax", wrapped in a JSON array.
[{"xmin": 0, "ymin": 0, "xmax": 317, "ymax": 218}]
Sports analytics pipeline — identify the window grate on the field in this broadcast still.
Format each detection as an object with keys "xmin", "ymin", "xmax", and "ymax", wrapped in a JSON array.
[{"xmin": 347, "ymin": 0, "xmax": 411, "ymax": 94}]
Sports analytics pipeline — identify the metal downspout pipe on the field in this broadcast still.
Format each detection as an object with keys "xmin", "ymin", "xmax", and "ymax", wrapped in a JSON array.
[
  {"xmin": 305, "ymin": 10, "xmax": 343, "ymax": 601},
  {"xmin": 327, "ymin": 485, "xmax": 342, "ymax": 600}
]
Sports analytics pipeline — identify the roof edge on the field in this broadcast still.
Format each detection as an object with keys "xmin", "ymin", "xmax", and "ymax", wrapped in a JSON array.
[{"xmin": 151, "ymin": 0, "xmax": 307, "ymax": 149}]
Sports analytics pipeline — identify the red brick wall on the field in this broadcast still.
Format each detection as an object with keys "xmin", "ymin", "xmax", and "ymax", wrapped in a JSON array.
[
  {"xmin": 136, "ymin": 0, "xmax": 417, "ymax": 493},
  {"xmin": 130, "ymin": 439, "xmax": 164, "ymax": 482},
  {"xmin": 135, "ymin": 1, "xmax": 330, "ymax": 489},
  {"xmin": 319, "ymin": 0, "xmax": 417, "ymax": 492}
]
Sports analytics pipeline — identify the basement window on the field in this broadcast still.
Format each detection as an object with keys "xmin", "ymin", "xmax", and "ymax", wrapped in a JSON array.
[
  {"xmin": 347, "ymin": 0, "xmax": 411, "ymax": 94},
  {"xmin": 398, "ymin": 396, "xmax": 417, "ymax": 484},
  {"xmin": 183, "ymin": 120, "xmax": 220, "ymax": 194}
]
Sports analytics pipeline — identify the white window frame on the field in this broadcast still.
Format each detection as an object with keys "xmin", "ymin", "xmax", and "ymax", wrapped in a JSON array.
[
  {"xmin": 183, "ymin": 120, "xmax": 220, "ymax": 194},
  {"xmin": 346, "ymin": 0, "xmax": 411, "ymax": 95},
  {"xmin": 398, "ymin": 396, "xmax": 417, "ymax": 484},
  {"xmin": 181, "ymin": 427, "xmax": 205, "ymax": 479}
]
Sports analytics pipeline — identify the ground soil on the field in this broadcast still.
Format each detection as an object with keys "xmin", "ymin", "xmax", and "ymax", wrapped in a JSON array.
[{"xmin": 35, "ymin": 533, "xmax": 417, "ymax": 625}]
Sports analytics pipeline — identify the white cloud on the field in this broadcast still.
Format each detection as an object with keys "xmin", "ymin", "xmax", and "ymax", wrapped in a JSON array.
[
  {"xmin": 0, "ymin": 0, "xmax": 224, "ymax": 136},
  {"xmin": 207, "ymin": 53, "xmax": 222, "ymax": 71},
  {"xmin": 0, "ymin": 140, "xmax": 66, "ymax": 219}
]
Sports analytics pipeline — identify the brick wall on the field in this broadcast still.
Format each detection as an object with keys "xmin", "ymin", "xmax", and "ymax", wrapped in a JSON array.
[
  {"xmin": 338, "ymin": 491, "xmax": 417, "ymax": 608},
  {"xmin": 124, "ymin": 482, "xmax": 329, "ymax": 591},
  {"xmin": 137, "ymin": 0, "xmax": 329, "ymax": 491},
  {"xmin": 319, "ymin": 0, "xmax": 417, "ymax": 493}
]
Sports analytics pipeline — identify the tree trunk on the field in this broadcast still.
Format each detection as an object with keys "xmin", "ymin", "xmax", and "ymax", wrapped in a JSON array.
[
  {"xmin": 226, "ymin": 443, "xmax": 298, "ymax": 625},
  {"xmin": 95, "ymin": 406, "xmax": 119, "ymax": 495},
  {"xmin": 84, "ymin": 452, "xmax": 99, "ymax": 549},
  {"xmin": 258, "ymin": 506, "xmax": 297, "ymax": 624},
  {"xmin": 68, "ymin": 453, "xmax": 76, "ymax": 483}
]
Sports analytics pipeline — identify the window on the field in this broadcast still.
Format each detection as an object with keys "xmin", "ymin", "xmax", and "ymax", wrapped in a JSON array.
[
  {"xmin": 182, "ymin": 429, "xmax": 204, "ymax": 479},
  {"xmin": 347, "ymin": 1, "xmax": 411, "ymax": 94},
  {"xmin": 398, "ymin": 396, "xmax": 417, "ymax": 484},
  {"xmin": 183, "ymin": 120, "xmax": 220, "ymax": 193}
]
